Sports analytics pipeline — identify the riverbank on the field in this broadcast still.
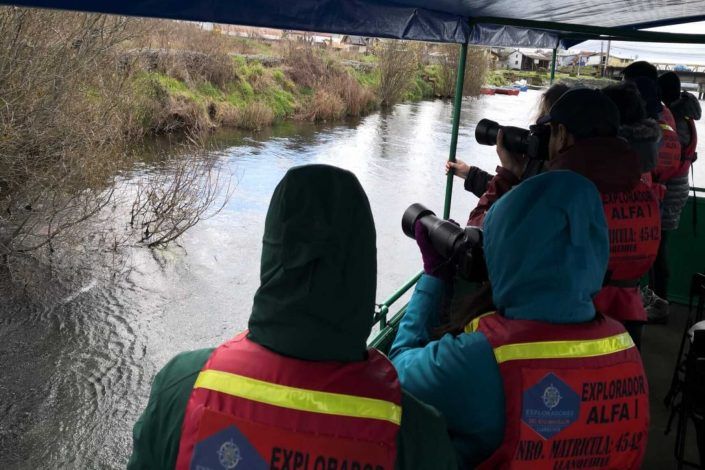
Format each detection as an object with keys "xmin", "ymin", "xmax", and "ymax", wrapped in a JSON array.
[
  {"xmin": 126, "ymin": 38, "xmax": 487, "ymax": 135},
  {"xmin": 487, "ymin": 68, "xmax": 616, "ymax": 88}
]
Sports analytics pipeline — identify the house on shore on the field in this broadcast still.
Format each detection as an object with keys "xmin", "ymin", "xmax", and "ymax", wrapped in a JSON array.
[{"xmin": 492, "ymin": 48, "xmax": 553, "ymax": 71}]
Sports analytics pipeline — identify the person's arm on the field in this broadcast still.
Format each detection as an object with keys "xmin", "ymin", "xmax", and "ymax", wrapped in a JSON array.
[
  {"xmin": 467, "ymin": 129, "xmax": 524, "ymax": 227},
  {"xmin": 389, "ymin": 298, "xmax": 505, "ymax": 467},
  {"xmin": 467, "ymin": 166, "xmax": 520, "ymax": 226},
  {"xmin": 128, "ymin": 349, "xmax": 213, "ymax": 470},
  {"xmin": 446, "ymin": 159, "xmax": 495, "ymax": 198},
  {"xmin": 395, "ymin": 391, "xmax": 458, "ymax": 470},
  {"xmin": 390, "ymin": 274, "xmax": 447, "ymax": 353},
  {"xmin": 464, "ymin": 166, "xmax": 494, "ymax": 198}
]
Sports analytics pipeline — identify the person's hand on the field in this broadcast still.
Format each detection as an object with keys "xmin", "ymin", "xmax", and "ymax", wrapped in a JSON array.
[
  {"xmin": 445, "ymin": 159, "xmax": 471, "ymax": 179},
  {"xmin": 496, "ymin": 129, "xmax": 526, "ymax": 179},
  {"xmin": 414, "ymin": 221, "xmax": 454, "ymax": 281}
]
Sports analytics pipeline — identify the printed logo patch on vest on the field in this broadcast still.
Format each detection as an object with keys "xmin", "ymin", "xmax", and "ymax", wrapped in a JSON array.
[
  {"xmin": 522, "ymin": 373, "xmax": 580, "ymax": 439},
  {"xmin": 190, "ymin": 424, "xmax": 267, "ymax": 470}
]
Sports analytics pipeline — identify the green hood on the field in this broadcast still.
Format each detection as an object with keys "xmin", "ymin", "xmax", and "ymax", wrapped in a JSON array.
[{"xmin": 248, "ymin": 164, "xmax": 377, "ymax": 362}]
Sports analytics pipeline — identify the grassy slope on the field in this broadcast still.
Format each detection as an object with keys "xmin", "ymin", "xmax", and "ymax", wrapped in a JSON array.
[
  {"xmin": 131, "ymin": 49, "xmax": 448, "ymax": 135},
  {"xmin": 487, "ymin": 69, "xmax": 615, "ymax": 87}
]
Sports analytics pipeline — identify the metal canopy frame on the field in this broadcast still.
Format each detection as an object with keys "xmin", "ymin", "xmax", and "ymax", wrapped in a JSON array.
[{"xmin": 470, "ymin": 17, "xmax": 705, "ymax": 46}]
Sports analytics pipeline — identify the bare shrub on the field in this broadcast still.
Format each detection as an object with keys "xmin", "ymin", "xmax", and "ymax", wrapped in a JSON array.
[
  {"xmin": 238, "ymin": 102, "xmax": 275, "ymax": 130},
  {"xmin": 141, "ymin": 20, "xmax": 243, "ymax": 56},
  {"xmin": 373, "ymin": 40, "xmax": 419, "ymax": 107},
  {"xmin": 435, "ymin": 45, "xmax": 489, "ymax": 98},
  {"xmin": 129, "ymin": 145, "xmax": 233, "ymax": 248},
  {"xmin": 305, "ymin": 90, "xmax": 346, "ymax": 121},
  {"xmin": 213, "ymin": 102, "xmax": 241, "ymax": 127},
  {"xmin": 0, "ymin": 8, "xmax": 232, "ymax": 289},
  {"xmin": 283, "ymin": 42, "xmax": 328, "ymax": 89},
  {"xmin": 158, "ymin": 50, "xmax": 236, "ymax": 88},
  {"xmin": 284, "ymin": 41, "xmax": 377, "ymax": 118},
  {"xmin": 0, "ymin": 8, "xmax": 139, "ymax": 263},
  {"xmin": 163, "ymin": 95, "xmax": 214, "ymax": 133},
  {"xmin": 329, "ymin": 74, "xmax": 376, "ymax": 117}
]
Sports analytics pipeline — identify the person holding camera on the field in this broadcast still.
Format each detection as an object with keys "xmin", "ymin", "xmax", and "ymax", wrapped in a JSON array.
[
  {"xmin": 465, "ymin": 89, "xmax": 659, "ymax": 348},
  {"xmin": 390, "ymin": 170, "xmax": 649, "ymax": 469},
  {"xmin": 128, "ymin": 165, "xmax": 457, "ymax": 470},
  {"xmin": 446, "ymin": 83, "xmax": 570, "ymax": 200},
  {"xmin": 649, "ymin": 71, "xmax": 702, "ymax": 324}
]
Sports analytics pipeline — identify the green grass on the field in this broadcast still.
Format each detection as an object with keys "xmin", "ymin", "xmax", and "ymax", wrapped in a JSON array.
[
  {"xmin": 196, "ymin": 82, "xmax": 224, "ymax": 100},
  {"xmin": 404, "ymin": 70, "xmax": 435, "ymax": 101},
  {"xmin": 153, "ymin": 73, "xmax": 191, "ymax": 95},
  {"xmin": 263, "ymin": 87, "xmax": 295, "ymax": 118},
  {"xmin": 350, "ymin": 67, "xmax": 379, "ymax": 88},
  {"xmin": 486, "ymin": 69, "xmax": 612, "ymax": 87}
]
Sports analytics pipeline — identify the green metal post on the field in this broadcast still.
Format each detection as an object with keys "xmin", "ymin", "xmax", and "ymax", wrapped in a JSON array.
[
  {"xmin": 550, "ymin": 48, "xmax": 557, "ymax": 84},
  {"xmin": 443, "ymin": 42, "xmax": 468, "ymax": 219}
]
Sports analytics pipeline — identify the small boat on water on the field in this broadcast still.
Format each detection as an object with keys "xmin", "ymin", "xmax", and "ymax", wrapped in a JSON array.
[
  {"xmin": 479, "ymin": 86, "xmax": 519, "ymax": 96},
  {"xmin": 512, "ymin": 80, "xmax": 529, "ymax": 92},
  {"xmin": 494, "ymin": 87, "xmax": 520, "ymax": 96}
]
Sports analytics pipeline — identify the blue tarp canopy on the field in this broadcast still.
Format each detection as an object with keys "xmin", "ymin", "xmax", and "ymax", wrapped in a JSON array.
[{"xmin": 3, "ymin": 0, "xmax": 705, "ymax": 47}]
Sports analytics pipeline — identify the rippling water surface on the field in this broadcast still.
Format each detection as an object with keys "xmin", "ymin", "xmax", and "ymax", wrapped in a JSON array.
[{"xmin": 2, "ymin": 91, "xmax": 705, "ymax": 468}]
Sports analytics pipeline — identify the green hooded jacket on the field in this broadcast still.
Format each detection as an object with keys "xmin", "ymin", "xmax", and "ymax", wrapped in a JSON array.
[{"xmin": 128, "ymin": 164, "xmax": 457, "ymax": 470}]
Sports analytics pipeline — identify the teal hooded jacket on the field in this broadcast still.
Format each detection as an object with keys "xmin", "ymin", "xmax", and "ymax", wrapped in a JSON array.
[{"xmin": 389, "ymin": 171, "xmax": 609, "ymax": 468}]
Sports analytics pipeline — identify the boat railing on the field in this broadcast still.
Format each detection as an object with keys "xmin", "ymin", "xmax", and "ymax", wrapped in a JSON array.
[{"xmin": 370, "ymin": 271, "xmax": 422, "ymax": 350}]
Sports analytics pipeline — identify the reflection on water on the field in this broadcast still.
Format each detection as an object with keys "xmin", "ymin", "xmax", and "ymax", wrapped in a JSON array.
[{"xmin": 1, "ymin": 91, "xmax": 705, "ymax": 468}]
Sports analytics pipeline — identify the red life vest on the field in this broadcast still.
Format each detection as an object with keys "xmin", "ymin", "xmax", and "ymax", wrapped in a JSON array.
[
  {"xmin": 473, "ymin": 313, "xmax": 649, "ymax": 470},
  {"xmin": 176, "ymin": 333, "xmax": 402, "ymax": 470},
  {"xmin": 595, "ymin": 181, "xmax": 660, "ymax": 322},
  {"xmin": 652, "ymin": 107, "xmax": 682, "ymax": 182}
]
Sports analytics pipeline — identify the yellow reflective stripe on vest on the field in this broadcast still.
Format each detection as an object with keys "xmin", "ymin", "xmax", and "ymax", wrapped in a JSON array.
[
  {"xmin": 660, "ymin": 123, "xmax": 675, "ymax": 132},
  {"xmin": 464, "ymin": 311, "xmax": 496, "ymax": 334},
  {"xmin": 194, "ymin": 369, "xmax": 402, "ymax": 425},
  {"xmin": 492, "ymin": 332, "xmax": 634, "ymax": 364}
]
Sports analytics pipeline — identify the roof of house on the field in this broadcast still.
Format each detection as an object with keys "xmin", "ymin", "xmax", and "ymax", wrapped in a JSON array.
[
  {"xmin": 343, "ymin": 35, "xmax": 368, "ymax": 46},
  {"xmin": 522, "ymin": 51, "xmax": 552, "ymax": 61}
]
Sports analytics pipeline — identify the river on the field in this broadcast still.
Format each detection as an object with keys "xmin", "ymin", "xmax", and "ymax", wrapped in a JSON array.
[{"xmin": 1, "ymin": 90, "xmax": 704, "ymax": 468}]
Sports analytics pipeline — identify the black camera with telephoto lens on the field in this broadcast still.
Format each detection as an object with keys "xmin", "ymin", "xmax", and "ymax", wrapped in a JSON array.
[
  {"xmin": 475, "ymin": 119, "xmax": 551, "ymax": 177},
  {"xmin": 402, "ymin": 203, "xmax": 487, "ymax": 281}
]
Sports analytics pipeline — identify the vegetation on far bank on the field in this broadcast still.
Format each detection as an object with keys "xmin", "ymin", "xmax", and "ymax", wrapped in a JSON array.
[
  {"xmin": 127, "ymin": 38, "xmax": 489, "ymax": 135},
  {"xmin": 487, "ymin": 68, "xmax": 617, "ymax": 88}
]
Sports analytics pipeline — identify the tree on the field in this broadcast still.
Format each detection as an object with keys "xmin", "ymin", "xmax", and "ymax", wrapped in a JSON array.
[
  {"xmin": 435, "ymin": 45, "xmax": 489, "ymax": 98},
  {"xmin": 374, "ymin": 40, "xmax": 419, "ymax": 107}
]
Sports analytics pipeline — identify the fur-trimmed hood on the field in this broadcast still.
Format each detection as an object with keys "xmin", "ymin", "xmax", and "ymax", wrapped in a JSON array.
[
  {"xmin": 618, "ymin": 118, "xmax": 662, "ymax": 173},
  {"xmin": 670, "ymin": 91, "xmax": 702, "ymax": 121}
]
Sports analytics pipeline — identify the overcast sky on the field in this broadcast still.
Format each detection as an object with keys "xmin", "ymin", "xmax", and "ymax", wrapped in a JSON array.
[{"xmin": 575, "ymin": 21, "xmax": 705, "ymax": 65}]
